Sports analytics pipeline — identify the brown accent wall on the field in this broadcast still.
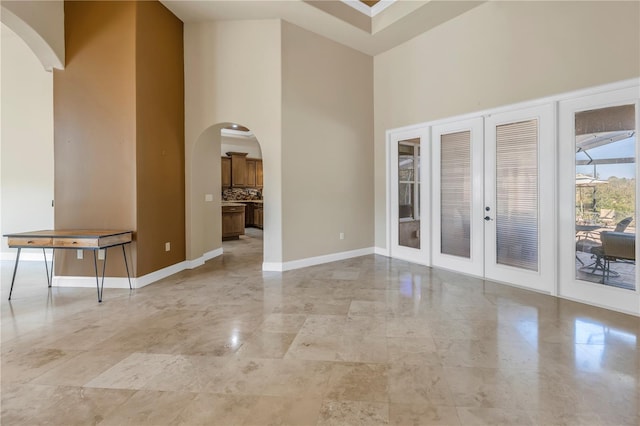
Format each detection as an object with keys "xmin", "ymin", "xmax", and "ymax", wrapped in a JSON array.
[
  {"xmin": 53, "ymin": 0, "xmax": 185, "ymax": 278},
  {"xmin": 135, "ymin": 1, "xmax": 185, "ymax": 275}
]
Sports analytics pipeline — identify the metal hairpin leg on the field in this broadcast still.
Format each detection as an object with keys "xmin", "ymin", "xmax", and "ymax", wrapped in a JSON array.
[
  {"xmin": 8, "ymin": 248, "xmax": 21, "ymax": 300},
  {"xmin": 93, "ymin": 249, "xmax": 108, "ymax": 303},
  {"xmin": 122, "ymin": 244, "xmax": 132, "ymax": 290},
  {"xmin": 43, "ymin": 248, "xmax": 54, "ymax": 288}
]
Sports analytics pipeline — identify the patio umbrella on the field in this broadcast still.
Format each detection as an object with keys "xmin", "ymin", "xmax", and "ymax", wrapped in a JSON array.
[{"xmin": 575, "ymin": 174, "xmax": 608, "ymax": 219}]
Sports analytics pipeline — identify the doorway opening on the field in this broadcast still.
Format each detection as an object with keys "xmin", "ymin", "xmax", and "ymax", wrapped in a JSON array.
[{"xmin": 220, "ymin": 124, "xmax": 264, "ymax": 263}]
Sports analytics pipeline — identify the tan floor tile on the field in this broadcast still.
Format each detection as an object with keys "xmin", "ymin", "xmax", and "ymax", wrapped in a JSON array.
[
  {"xmin": 31, "ymin": 350, "xmax": 130, "ymax": 386},
  {"xmin": 85, "ymin": 352, "xmax": 177, "ymax": 390},
  {"xmin": 259, "ymin": 313, "xmax": 308, "ymax": 333},
  {"xmin": 217, "ymin": 357, "xmax": 334, "ymax": 398},
  {"xmin": 1, "ymin": 347, "xmax": 81, "ymax": 384},
  {"xmin": 386, "ymin": 337, "xmax": 441, "ymax": 366},
  {"xmin": 389, "ymin": 403, "xmax": 460, "ymax": 426},
  {"xmin": 348, "ymin": 300, "xmax": 387, "ymax": 317},
  {"xmin": 388, "ymin": 363, "xmax": 454, "ymax": 406},
  {"xmin": 455, "ymin": 407, "xmax": 534, "ymax": 426},
  {"xmin": 236, "ymin": 332, "xmax": 297, "ymax": 359},
  {"xmin": 240, "ymin": 396, "xmax": 322, "ymax": 426},
  {"xmin": 286, "ymin": 333, "xmax": 388, "ymax": 363},
  {"xmin": 325, "ymin": 362, "xmax": 389, "ymax": 402},
  {"xmin": 317, "ymin": 400, "xmax": 389, "ymax": 425},
  {"xmin": 97, "ymin": 389, "xmax": 197, "ymax": 426},
  {"xmin": 174, "ymin": 393, "xmax": 260, "ymax": 426}
]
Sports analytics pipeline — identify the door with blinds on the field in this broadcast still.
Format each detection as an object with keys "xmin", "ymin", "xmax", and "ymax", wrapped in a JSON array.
[
  {"xmin": 432, "ymin": 105, "xmax": 555, "ymax": 293},
  {"xmin": 484, "ymin": 105, "xmax": 555, "ymax": 293},
  {"xmin": 432, "ymin": 118, "xmax": 485, "ymax": 276}
]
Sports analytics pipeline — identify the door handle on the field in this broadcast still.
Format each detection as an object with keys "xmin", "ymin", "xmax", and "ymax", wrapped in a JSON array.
[{"xmin": 484, "ymin": 216, "xmax": 493, "ymax": 221}]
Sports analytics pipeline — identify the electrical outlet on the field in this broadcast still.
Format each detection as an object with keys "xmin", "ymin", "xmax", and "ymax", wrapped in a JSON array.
[
  {"xmin": 98, "ymin": 249, "xmax": 105, "ymax": 260},
  {"xmin": 77, "ymin": 249, "xmax": 83, "ymax": 260},
  {"xmin": 165, "ymin": 242, "xmax": 171, "ymax": 251},
  {"xmin": 339, "ymin": 232, "xmax": 345, "ymax": 240}
]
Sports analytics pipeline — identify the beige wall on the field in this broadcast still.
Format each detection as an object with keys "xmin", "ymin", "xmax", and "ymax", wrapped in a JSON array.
[
  {"xmin": 374, "ymin": 0, "xmax": 640, "ymax": 249},
  {"xmin": 0, "ymin": 0, "xmax": 64, "ymax": 70},
  {"xmin": 54, "ymin": 0, "xmax": 185, "ymax": 278},
  {"xmin": 281, "ymin": 22, "xmax": 374, "ymax": 261},
  {"xmin": 184, "ymin": 20, "xmax": 282, "ymax": 264},
  {"xmin": 135, "ymin": 1, "xmax": 185, "ymax": 276},
  {"xmin": 0, "ymin": 24, "xmax": 54, "ymax": 258},
  {"xmin": 221, "ymin": 135, "xmax": 262, "ymax": 159}
]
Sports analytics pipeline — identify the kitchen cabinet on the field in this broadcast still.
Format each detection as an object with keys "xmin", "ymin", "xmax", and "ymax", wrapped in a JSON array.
[
  {"xmin": 256, "ymin": 160, "xmax": 263, "ymax": 188},
  {"xmin": 227, "ymin": 152, "xmax": 248, "ymax": 187},
  {"xmin": 221, "ymin": 157, "xmax": 231, "ymax": 188},
  {"xmin": 246, "ymin": 159, "xmax": 257, "ymax": 187},
  {"xmin": 222, "ymin": 204, "xmax": 245, "ymax": 240},
  {"xmin": 244, "ymin": 202, "xmax": 254, "ymax": 227},
  {"xmin": 253, "ymin": 204, "xmax": 263, "ymax": 229}
]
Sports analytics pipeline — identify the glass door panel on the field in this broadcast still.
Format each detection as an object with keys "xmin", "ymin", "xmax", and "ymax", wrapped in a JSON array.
[
  {"xmin": 484, "ymin": 104, "xmax": 555, "ymax": 293},
  {"xmin": 431, "ymin": 117, "xmax": 484, "ymax": 276},
  {"xmin": 398, "ymin": 140, "xmax": 420, "ymax": 249},
  {"xmin": 389, "ymin": 129, "xmax": 430, "ymax": 265},
  {"xmin": 495, "ymin": 119, "xmax": 539, "ymax": 271},
  {"xmin": 574, "ymin": 104, "xmax": 636, "ymax": 291},
  {"xmin": 440, "ymin": 131, "xmax": 471, "ymax": 257}
]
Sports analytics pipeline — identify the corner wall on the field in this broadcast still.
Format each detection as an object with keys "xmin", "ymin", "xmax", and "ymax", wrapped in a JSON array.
[
  {"xmin": 374, "ymin": 0, "xmax": 640, "ymax": 250},
  {"xmin": 281, "ymin": 22, "xmax": 374, "ymax": 261},
  {"xmin": 184, "ymin": 20, "xmax": 282, "ymax": 265},
  {"xmin": 1, "ymin": 24, "xmax": 54, "ymax": 258}
]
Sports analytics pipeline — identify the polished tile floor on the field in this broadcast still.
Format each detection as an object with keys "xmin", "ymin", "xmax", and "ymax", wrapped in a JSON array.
[{"xmin": 2, "ymin": 229, "xmax": 639, "ymax": 425}]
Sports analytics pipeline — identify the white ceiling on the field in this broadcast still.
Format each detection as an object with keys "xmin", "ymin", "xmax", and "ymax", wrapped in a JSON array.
[{"xmin": 160, "ymin": 0, "xmax": 485, "ymax": 56}]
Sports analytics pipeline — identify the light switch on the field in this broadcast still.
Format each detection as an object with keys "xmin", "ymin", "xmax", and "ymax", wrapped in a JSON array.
[{"xmin": 205, "ymin": 194, "xmax": 213, "ymax": 202}]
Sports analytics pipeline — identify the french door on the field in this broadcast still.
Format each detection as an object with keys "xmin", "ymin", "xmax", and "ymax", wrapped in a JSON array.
[
  {"xmin": 389, "ymin": 129, "xmax": 430, "ymax": 265},
  {"xmin": 559, "ymin": 87, "xmax": 639, "ymax": 314},
  {"xmin": 432, "ymin": 105, "xmax": 556, "ymax": 293}
]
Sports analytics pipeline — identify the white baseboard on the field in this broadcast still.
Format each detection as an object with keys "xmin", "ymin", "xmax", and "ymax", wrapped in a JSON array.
[
  {"xmin": 374, "ymin": 247, "xmax": 389, "ymax": 257},
  {"xmin": 52, "ymin": 260, "xmax": 190, "ymax": 289},
  {"xmin": 186, "ymin": 247, "xmax": 223, "ymax": 269},
  {"xmin": 262, "ymin": 247, "xmax": 375, "ymax": 272}
]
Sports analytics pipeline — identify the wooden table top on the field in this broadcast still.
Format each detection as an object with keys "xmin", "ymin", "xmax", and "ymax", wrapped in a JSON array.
[{"xmin": 3, "ymin": 230, "xmax": 132, "ymax": 239}]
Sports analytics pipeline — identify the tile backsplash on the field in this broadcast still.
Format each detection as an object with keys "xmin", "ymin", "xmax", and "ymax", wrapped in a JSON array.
[{"xmin": 223, "ymin": 188, "xmax": 262, "ymax": 201}]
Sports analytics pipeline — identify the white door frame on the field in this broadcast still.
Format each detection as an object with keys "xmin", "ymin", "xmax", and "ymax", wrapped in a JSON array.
[
  {"xmin": 558, "ymin": 86, "xmax": 640, "ymax": 314},
  {"xmin": 483, "ymin": 104, "xmax": 556, "ymax": 294},
  {"xmin": 388, "ymin": 127, "xmax": 430, "ymax": 265},
  {"xmin": 431, "ymin": 117, "xmax": 485, "ymax": 276}
]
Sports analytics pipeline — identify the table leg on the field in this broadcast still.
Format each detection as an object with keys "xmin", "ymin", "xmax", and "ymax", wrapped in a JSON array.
[
  {"xmin": 93, "ymin": 251, "xmax": 101, "ymax": 303},
  {"xmin": 43, "ymin": 248, "xmax": 54, "ymax": 288},
  {"xmin": 8, "ymin": 248, "xmax": 21, "ymax": 300},
  {"xmin": 122, "ymin": 244, "xmax": 132, "ymax": 290}
]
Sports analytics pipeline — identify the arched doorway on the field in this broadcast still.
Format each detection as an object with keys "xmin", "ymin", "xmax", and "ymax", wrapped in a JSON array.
[
  {"xmin": 0, "ymin": 24, "xmax": 54, "ymax": 261},
  {"xmin": 187, "ymin": 122, "xmax": 267, "ymax": 268}
]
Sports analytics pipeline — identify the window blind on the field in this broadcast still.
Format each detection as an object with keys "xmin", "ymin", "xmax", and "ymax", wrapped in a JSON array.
[
  {"xmin": 441, "ymin": 131, "xmax": 471, "ymax": 258},
  {"xmin": 496, "ymin": 119, "xmax": 538, "ymax": 271}
]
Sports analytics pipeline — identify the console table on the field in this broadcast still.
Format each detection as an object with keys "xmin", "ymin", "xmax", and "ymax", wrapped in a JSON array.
[{"xmin": 4, "ymin": 230, "xmax": 133, "ymax": 302}]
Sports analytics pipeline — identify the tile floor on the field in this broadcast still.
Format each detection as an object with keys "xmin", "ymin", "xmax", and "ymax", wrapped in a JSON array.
[{"xmin": 2, "ymin": 229, "xmax": 639, "ymax": 425}]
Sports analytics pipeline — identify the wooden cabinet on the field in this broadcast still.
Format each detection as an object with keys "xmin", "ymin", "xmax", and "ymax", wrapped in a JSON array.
[
  {"xmin": 221, "ymin": 157, "xmax": 231, "ymax": 188},
  {"xmin": 226, "ymin": 152, "xmax": 248, "ymax": 187},
  {"xmin": 246, "ymin": 159, "xmax": 257, "ymax": 187},
  {"xmin": 256, "ymin": 160, "xmax": 263, "ymax": 188},
  {"xmin": 253, "ymin": 204, "xmax": 263, "ymax": 229},
  {"xmin": 222, "ymin": 204, "xmax": 245, "ymax": 240},
  {"xmin": 244, "ymin": 202, "xmax": 254, "ymax": 227}
]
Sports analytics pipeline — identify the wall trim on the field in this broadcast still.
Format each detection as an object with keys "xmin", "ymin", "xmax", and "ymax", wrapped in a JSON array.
[
  {"xmin": 186, "ymin": 247, "xmax": 223, "ymax": 269},
  {"xmin": 52, "ymin": 260, "xmax": 189, "ymax": 289},
  {"xmin": 374, "ymin": 247, "xmax": 389, "ymax": 256},
  {"xmin": 262, "ymin": 247, "xmax": 375, "ymax": 272}
]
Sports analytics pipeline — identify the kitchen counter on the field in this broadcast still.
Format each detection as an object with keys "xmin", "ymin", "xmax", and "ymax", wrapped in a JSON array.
[
  {"xmin": 221, "ymin": 202, "xmax": 246, "ymax": 207},
  {"xmin": 223, "ymin": 200, "xmax": 263, "ymax": 204}
]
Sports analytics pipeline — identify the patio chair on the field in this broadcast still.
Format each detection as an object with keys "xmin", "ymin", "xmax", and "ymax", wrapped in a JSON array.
[
  {"xmin": 576, "ymin": 217, "xmax": 633, "ymax": 267},
  {"xmin": 591, "ymin": 231, "xmax": 635, "ymax": 283}
]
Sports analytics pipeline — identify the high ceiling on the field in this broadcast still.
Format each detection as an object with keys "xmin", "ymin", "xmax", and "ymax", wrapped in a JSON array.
[{"xmin": 160, "ymin": 0, "xmax": 485, "ymax": 56}]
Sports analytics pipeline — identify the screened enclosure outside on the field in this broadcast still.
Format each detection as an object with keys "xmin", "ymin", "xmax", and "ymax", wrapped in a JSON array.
[
  {"xmin": 574, "ymin": 104, "xmax": 636, "ymax": 290},
  {"xmin": 398, "ymin": 139, "xmax": 421, "ymax": 249}
]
